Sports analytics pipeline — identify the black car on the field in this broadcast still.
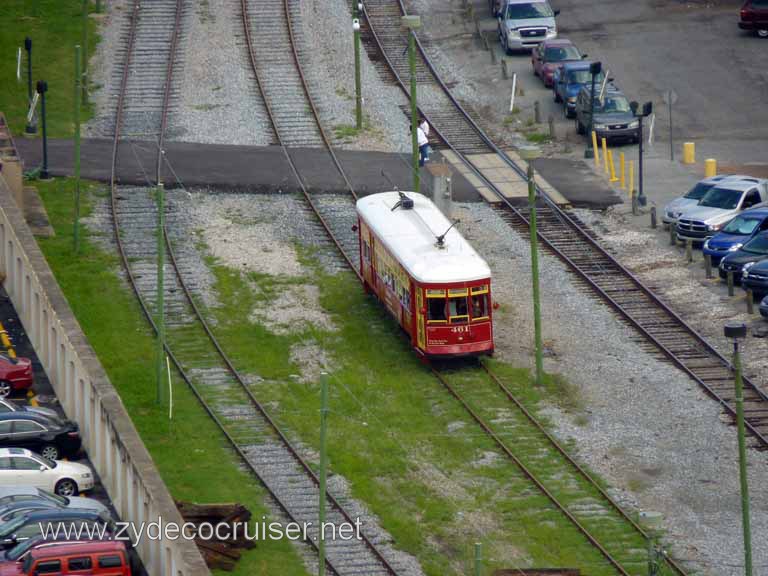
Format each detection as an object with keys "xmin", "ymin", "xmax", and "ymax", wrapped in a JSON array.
[
  {"xmin": 0, "ymin": 509, "xmax": 113, "ymax": 550},
  {"xmin": 718, "ymin": 232, "xmax": 768, "ymax": 282},
  {"xmin": 575, "ymin": 85, "xmax": 639, "ymax": 144},
  {"xmin": 742, "ymin": 257, "xmax": 768, "ymax": 295},
  {"xmin": 0, "ymin": 413, "xmax": 80, "ymax": 460},
  {"xmin": 760, "ymin": 294, "xmax": 768, "ymax": 318}
]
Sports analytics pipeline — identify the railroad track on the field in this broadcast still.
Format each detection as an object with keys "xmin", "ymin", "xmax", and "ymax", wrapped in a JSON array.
[
  {"xmin": 360, "ymin": 0, "xmax": 768, "ymax": 450},
  {"xmin": 108, "ymin": 1, "xmax": 401, "ymax": 575}
]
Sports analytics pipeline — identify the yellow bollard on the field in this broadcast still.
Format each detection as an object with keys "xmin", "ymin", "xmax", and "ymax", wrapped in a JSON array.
[
  {"xmin": 628, "ymin": 160, "xmax": 635, "ymax": 198},
  {"xmin": 608, "ymin": 150, "xmax": 619, "ymax": 183},
  {"xmin": 683, "ymin": 142, "xmax": 695, "ymax": 164},
  {"xmin": 602, "ymin": 138, "xmax": 609, "ymax": 175},
  {"xmin": 704, "ymin": 158, "xmax": 717, "ymax": 178},
  {"xmin": 619, "ymin": 152, "xmax": 626, "ymax": 190},
  {"xmin": 591, "ymin": 131, "xmax": 600, "ymax": 167}
]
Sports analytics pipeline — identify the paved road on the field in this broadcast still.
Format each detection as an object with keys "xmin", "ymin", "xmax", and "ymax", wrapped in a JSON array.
[{"xmin": 554, "ymin": 0, "xmax": 768, "ymax": 167}]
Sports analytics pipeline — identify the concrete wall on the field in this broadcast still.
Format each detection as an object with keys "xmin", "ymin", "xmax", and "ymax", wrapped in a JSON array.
[{"xmin": 0, "ymin": 180, "xmax": 210, "ymax": 576}]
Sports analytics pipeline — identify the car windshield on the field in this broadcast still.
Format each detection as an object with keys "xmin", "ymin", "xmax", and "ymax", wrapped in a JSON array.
[
  {"xmin": 683, "ymin": 182, "xmax": 715, "ymax": 200},
  {"xmin": 597, "ymin": 95, "xmax": 631, "ymax": 113},
  {"xmin": 0, "ymin": 515, "xmax": 26, "ymax": 537},
  {"xmin": 545, "ymin": 46, "xmax": 580, "ymax": 61},
  {"xmin": 699, "ymin": 187, "xmax": 743, "ymax": 209},
  {"xmin": 506, "ymin": 2, "xmax": 554, "ymax": 19},
  {"xmin": 568, "ymin": 70, "xmax": 604, "ymax": 84},
  {"xmin": 743, "ymin": 234, "xmax": 768, "ymax": 255},
  {"xmin": 722, "ymin": 217, "xmax": 761, "ymax": 235},
  {"xmin": 38, "ymin": 489, "xmax": 67, "ymax": 506}
]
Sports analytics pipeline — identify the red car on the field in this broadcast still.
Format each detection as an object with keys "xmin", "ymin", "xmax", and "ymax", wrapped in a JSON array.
[
  {"xmin": 739, "ymin": 0, "xmax": 768, "ymax": 37},
  {"xmin": 531, "ymin": 39, "xmax": 584, "ymax": 87},
  {"xmin": 0, "ymin": 355, "xmax": 33, "ymax": 398},
  {"xmin": 0, "ymin": 540, "xmax": 131, "ymax": 575}
]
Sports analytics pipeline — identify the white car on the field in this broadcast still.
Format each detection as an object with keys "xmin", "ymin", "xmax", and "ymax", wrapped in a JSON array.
[
  {"xmin": 663, "ymin": 175, "xmax": 749, "ymax": 225},
  {"xmin": 0, "ymin": 448, "xmax": 94, "ymax": 496}
]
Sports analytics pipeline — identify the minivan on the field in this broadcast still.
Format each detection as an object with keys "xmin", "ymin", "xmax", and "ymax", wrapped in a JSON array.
[{"xmin": 497, "ymin": 0, "xmax": 559, "ymax": 53}]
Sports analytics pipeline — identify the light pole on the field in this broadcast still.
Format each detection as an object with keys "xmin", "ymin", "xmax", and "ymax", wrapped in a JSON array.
[
  {"xmin": 353, "ymin": 3, "xmax": 363, "ymax": 130},
  {"xmin": 36, "ymin": 80, "xmax": 50, "ymax": 180},
  {"xmin": 24, "ymin": 37, "xmax": 36, "ymax": 134},
  {"xmin": 630, "ymin": 100, "xmax": 653, "ymax": 207},
  {"xmin": 402, "ymin": 14, "xmax": 421, "ymax": 192},
  {"xmin": 318, "ymin": 372, "xmax": 329, "ymax": 576},
  {"xmin": 527, "ymin": 164, "xmax": 543, "ymax": 387},
  {"xmin": 583, "ymin": 61, "xmax": 601, "ymax": 159},
  {"xmin": 724, "ymin": 321, "xmax": 753, "ymax": 576}
]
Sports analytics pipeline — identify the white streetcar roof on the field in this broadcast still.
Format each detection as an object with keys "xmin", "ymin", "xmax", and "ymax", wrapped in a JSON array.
[{"xmin": 356, "ymin": 192, "xmax": 491, "ymax": 284}]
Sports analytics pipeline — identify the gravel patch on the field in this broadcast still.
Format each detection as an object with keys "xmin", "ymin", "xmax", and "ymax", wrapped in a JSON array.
[
  {"xmin": 288, "ymin": 340, "xmax": 333, "ymax": 383},
  {"xmin": 250, "ymin": 285, "xmax": 337, "ymax": 336},
  {"xmin": 456, "ymin": 200, "xmax": 768, "ymax": 576},
  {"xmin": 298, "ymin": 0, "xmax": 410, "ymax": 152}
]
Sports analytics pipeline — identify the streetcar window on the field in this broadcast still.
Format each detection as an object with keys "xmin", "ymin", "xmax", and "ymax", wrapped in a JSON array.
[
  {"xmin": 363, "ymin": 241, "xmax": 371, "ymax": 262},
  {"xmin": 471, "ymin": 294, "xmax": 488, "ymax": 321},
  {"xmin": 449, "ymin": 297, "xmax": 469, "ymax": 324},
  {"xmin": 427, "ymin": 298, "xmax": 447, "ymax": 323}
]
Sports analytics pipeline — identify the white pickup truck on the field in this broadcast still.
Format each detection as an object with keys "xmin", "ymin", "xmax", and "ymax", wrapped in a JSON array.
[{"xmin": 676, "ymin": 177, "xmax": 768, "ymax": 242}]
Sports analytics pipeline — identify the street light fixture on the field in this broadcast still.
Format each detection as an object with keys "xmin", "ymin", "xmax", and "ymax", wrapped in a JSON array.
[
  {"xmin": 630, "ymin": 100, "xmax": 653, "ymax": 207},
  {"xmin": 583, "ymin": 61, "xmax": 601, "ymax": 159},
  {"xmin": 724, "ymin": 321, "xmax": 753, "ymax": 576}
]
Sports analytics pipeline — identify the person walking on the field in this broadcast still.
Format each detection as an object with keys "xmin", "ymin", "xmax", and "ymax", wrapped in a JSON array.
[{"xmin": 411, "ymin": 123, "xmax": 430, "ymax": 167}]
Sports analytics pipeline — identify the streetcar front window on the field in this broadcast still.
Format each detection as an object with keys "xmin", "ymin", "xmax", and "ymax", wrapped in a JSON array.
[
  {"xmin": 448, "ymin": 297, "xmax": 469, "ymax": 324},
  {"xmin": 427, "ymin": 298, "xmax": 447, "ymax": 323},
  {"xmin": 471, "ymin": 294, "xmax": 488, "ymax": 321}
]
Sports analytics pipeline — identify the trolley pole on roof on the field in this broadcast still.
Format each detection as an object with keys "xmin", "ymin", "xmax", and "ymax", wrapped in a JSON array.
[
  {"xmin": 318, "ymin": 372, "xmax": 329, "ymax": 576},
  {"xmin": 527, "ymin": 165, "xmax": 544, "ymax": 387},
  {"xmin": 402, "ymin": 15, "xmax": 421, "ymax": 193}
]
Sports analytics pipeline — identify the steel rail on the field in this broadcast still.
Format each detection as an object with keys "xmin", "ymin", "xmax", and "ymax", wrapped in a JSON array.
[
  {"xmin": 234, "ymin": 2, "xmax": 402, "ymax": 574},
  {"xmin": 430, "ymin": 367, "xmax": 632, "ymax": 576},
  {"xmin": 106, "ymin": 2, "xmax": 341, "ymax": 573},
  {"xmin": 360, "ymin": 0, "xmax": 768, "ymax": 450}
]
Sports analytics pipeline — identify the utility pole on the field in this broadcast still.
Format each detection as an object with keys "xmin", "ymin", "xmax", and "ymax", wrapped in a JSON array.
[
  {"xmin": 73, "ymin": 45, "xmax": 82, "ymax": 253},
  {"xmin": 474, "ymin": 542, "xmax": 482, "ymax": 576},
  {"xmin": 24, "ymin": 38, "xmax": 36, "ymax": 134},
  {"xmin": 402, "ymin": 15, "xmax": 421, "ymax": 192},
  {"xmin": 318, "ymin": 372, "xmax": 329, "ymax": 576},
  {"xmin": 37, "ymin": 81, "xmax": 50, "ymax": 180},
  {"xmin": 583, "ymin": 61, "xmax": 601, "ymax": 160},
  {"xmin": 724, "ymin": 322, "xmax": 753, "ymax": 576},
  {"xmin": 155, "ymin": 181, "xmax": 165, "ymax": 405},
  {"xmin": 81, "ymin": 0, "xmax": 89, "ymax": 101},
  {"xmin": 528, "ymin": 164, "xmax": 543, "ymax": 386},
  {"xmin": 353, "ymin": 2, "xmax": 362, "ymax": 130}
]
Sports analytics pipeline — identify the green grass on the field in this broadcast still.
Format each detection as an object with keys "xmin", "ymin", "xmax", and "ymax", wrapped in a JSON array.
[
  {"xmin": 0, "ymin": 0, "xmax": 97, "ymax": 137},
  {"xmin": 34, "ymin": 179, "xmax": 310, "ymax": 576},
  {"xmin": 197, "ymin": 242, "xmax": 644, "ymax": 576},
  {"xmin": 525, "ymin": 132, "xmax": 552, "ymax": 144}
]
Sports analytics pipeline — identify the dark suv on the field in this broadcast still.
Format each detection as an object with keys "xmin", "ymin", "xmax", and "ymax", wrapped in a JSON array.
[
  {"xmin": 739, "ymin": 0, "xmax": 768, "ymax": 37},
  {"xmin": 0, "ymin": 414, "xmax": 80, "ymax": 460},
  {"xmin": 575, "ymin": 86, "xmax": 639, "ymax": 144}
]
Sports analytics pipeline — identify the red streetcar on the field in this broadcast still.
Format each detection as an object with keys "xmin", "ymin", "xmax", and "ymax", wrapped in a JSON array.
[{"xmin": 356, "ymin": 191, "xmax": 494, "ymax": 358}]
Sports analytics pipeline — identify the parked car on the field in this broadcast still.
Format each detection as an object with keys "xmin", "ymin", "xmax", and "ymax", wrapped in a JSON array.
[
  {"xmin": 741, "ymin": 257, "xmax": 768, "ymax": 295},
  {"xmin": 0, "ymin": 539, "xmax": 131, "ymax": 576},
  {"xmin": 497, "ymin": 0, "xmax": 559, "ymax": 53},
  {"xmin": 662, "ymin": 175, "xmax": 742, "ymax": 225},
  {"xmin": 531, "ymin": 39, "xmax": 583, "ymax": 87},
  {"xmin": 676, "ymin": 178, "xmax": 768, "ymax": 243},
  {"xmin": 703, "ymin": 208, "xmax": 768, "ymax": 263},
  {"xmin": 0, "ymin": 358, "xmax": 32, "ymax": 400},
  {"xmin": 760, "ymin": 294, "xmax": 768, "ymax": 317},
  {"xmin": 718, "ymin": 231, "xmax": 768, "ymax": 282},
  {"xmin": 0, "ymin": 414, "xmax": 80, "ymax": 460},
  {"xmin": 0, "ymin": 487, "xmax": 106, "ymax": 521},
  {"xmin": 0, "ymin": 449, "xmax": 93, "ymax": 496},
  {"xmin": 739, "ymin": 0, "xmax": 768, "ymax": 37},
  {"xmin": 0, "ymin": 509, "xmax": 113, "ymax": 550},
  {"xmin": 0, "ymin": 400, "xmax": 58, "ymax": 423},
  {"xmin": 553, "ymin": 61, "xmax": 606, "ymax": 118},
  {"xmin": 575, "ymin": 85, "xmax": 639, "ymax": 144}
]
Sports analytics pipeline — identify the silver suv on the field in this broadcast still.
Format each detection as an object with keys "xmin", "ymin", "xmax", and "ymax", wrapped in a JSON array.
[{"xmin": 497, "ymin": 0, "xmax": 559, "ymax": 53}]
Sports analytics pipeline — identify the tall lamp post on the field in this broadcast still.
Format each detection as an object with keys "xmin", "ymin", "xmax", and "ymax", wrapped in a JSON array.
[
  {"xmin": 724, "ymin": 321, "xmax": 753, "ymax": 576},
  {"xmin": 36, "ymin": 80, "xmax": 50, "ymax": 180},
  {"xmin": 24, "ymin": 38, "xmax": 36, "ymax": 134},
  {"xmin": 402, "ymin": 14, "xmax": 421, "ymax": 193},
  {"xmin": 630, "ymin": 100, "xmax": 653, "ymax": 207},
  {"xmin": 353, "ymin": 3, "xmax": 363, "ymax": 130},
  {"xmin": 583, "ymin": 61, "xmax": 601, "ymax": 159}
]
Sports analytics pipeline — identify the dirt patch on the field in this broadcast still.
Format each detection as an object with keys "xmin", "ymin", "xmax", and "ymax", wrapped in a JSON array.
[
  {"xmin": 289, "ymin": 340, "xmax": 333, "ymax": 384},
  {"xmin": 250, "ymin": 284, "xmax": 337, "ymax": 336}
]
